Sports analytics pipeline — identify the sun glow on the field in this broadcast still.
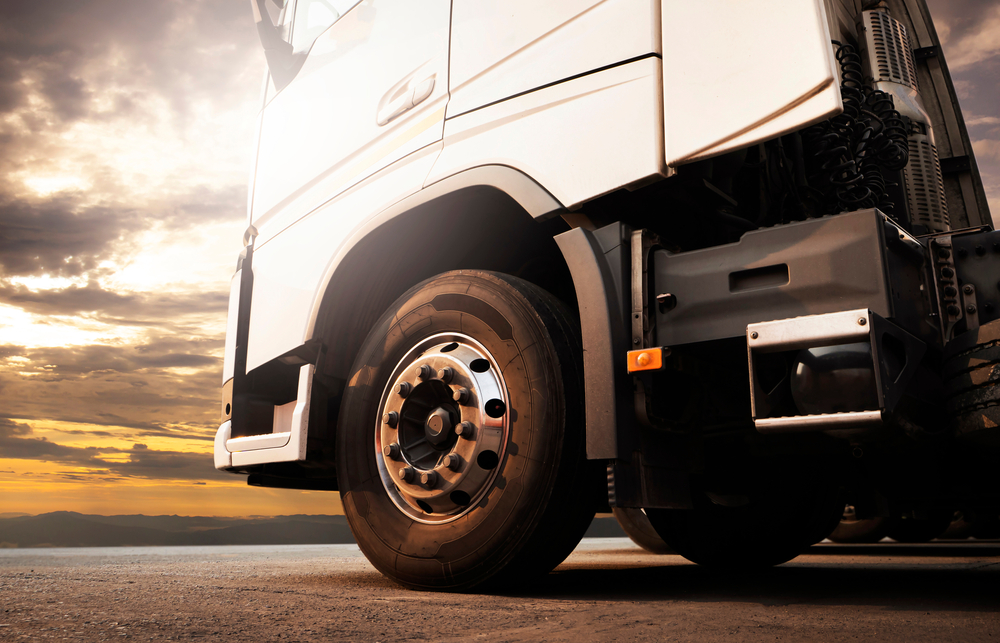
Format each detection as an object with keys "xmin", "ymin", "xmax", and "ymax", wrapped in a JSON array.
[{"xmin": 21, "ymin": 175, "xmax": 92, "ymax": 196}]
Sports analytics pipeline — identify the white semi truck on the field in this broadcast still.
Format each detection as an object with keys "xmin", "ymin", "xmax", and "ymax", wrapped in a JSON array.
[{"xmin": 216, "ymin": 0, "xmax": 998, "ymax": 590}]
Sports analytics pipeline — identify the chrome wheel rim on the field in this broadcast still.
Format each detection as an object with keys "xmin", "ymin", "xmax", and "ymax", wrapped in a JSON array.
[{"xmin": 375, "ymin": 333, "xmax": 510, "ymax": 524}]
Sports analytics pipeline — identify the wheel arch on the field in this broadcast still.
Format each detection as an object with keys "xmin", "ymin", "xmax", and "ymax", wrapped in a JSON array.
[{"xmin": 309, "ymin": 165, "xmax": 576, "ymax": 385}]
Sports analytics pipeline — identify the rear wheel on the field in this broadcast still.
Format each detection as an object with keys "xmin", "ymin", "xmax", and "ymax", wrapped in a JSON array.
[
  {"xmin": 827, "ymin": 505, "xmax": 891, "ymax": 544},
  {"xmin": 612, "ymin": 507, "xmax": 674, "ymax": 554},
  {"xmin": 886, "ymin": 511, "xmax": 953, "ymax": 543},
  {"xmin": 337, "ymin": 270, "xmax": 597, "ymax": 591},
  {"xmin": 646, "ymin": 483, "xmax": 841, "ymax": 569}
]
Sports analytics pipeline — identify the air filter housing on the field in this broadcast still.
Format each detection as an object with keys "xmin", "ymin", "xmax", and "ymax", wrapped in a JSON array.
[{"xmin": 858, "ymin": 9, "xmax": 950, "ymax": 232}]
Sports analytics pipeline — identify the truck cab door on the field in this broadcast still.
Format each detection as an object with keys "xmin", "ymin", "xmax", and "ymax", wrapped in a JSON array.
[{"xmin": 251, "ymin": 0, "xmax": 451, "ymax": 235}]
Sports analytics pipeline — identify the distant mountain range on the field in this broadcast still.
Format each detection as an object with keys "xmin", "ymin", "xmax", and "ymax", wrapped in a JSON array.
[{"xmin": 0, "ymin": 512, "xmax": 626, "ymax": 548}]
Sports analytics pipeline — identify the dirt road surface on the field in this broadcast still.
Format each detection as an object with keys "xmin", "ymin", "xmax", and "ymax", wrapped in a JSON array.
[{"xmin": 1, "ymin": 538, "xmax": 998, "ymax": 642}]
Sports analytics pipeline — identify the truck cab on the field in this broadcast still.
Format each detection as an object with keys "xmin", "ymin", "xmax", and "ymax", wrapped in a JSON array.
[{"xmin": 216, "ymin": 0, "xmax": 998, "ymax": 590}]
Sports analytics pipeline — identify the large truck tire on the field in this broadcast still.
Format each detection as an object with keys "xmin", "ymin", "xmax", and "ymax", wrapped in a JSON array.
[
  {"xmin": 940, "ymin": 510, "xmax": 975, "ymax": 539},
  {"xmin": 944, "ymin": 321, "xmax": 1000, "ymax": 451},
  {"xmin": 971, "ymin": 511, "xmax": 1000, "ymax": 539},
  {"xmin": 337, "ymin": 270, "xmax": 598, "ymax": 591},
  {"xmin": 645, "ymin": 483, "xmax": 841, "ymax": 569},
  {"xmin": 827, "ymin": 505, "xmax": 891, "ymax": 543},
  {"xmin": 612, "ymin": 507, "xmax": 674, "ymax": 554}
]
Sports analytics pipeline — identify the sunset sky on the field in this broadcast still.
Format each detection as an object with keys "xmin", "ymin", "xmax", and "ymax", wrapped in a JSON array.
[{"xmin": 1, "ymin": 0, "xmax": 998, "ymax": 518}]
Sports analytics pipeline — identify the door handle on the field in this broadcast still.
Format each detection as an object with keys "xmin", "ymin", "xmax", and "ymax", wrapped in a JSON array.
[{"xmin": 376, "ymin": 75, "xmax": 435, "ymax": 126}]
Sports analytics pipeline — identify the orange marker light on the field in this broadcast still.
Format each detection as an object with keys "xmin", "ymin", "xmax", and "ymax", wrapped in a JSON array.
[{"xmin": 627, "ymin": 347, "xmax": 665, "ymax": 373}]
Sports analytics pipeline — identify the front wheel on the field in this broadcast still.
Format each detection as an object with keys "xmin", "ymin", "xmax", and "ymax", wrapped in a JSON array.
[{"xmin": 337, "ymin": 270, "xmax": 597, "ymax": 591}]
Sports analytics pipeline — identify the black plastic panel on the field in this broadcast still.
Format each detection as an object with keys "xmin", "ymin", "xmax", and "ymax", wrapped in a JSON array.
[
  {"xmin": 555, "ymin": 223, "xmax": 634, "ymax": 460},
  {"xmin": 654, "ymin": 210, "xmax": 896, "ymax": 346}
]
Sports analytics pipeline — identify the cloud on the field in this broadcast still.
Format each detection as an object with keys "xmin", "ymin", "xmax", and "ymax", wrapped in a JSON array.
[
  {"xmin": 0, "ymin": 281, "xmax": 227, "ymax": 320},
  {"xmin": 0, "ymin": 1, "xmax": 259, "ymax": 125},
  {"xmin": 0, "ymin": 337, "xmax": 224, "ymax": 433},
  {"xmin": 0, "ymin": 419, "xmax": 225, "ymax": 481},
  {"xmin": 0, "ymin": 418, "xmax": 113, "ymax": 463},
  {"xmin": 0, "ymin": 197, "xmax": 143, "ymax": 278},
  {"xmin": 972, "ymin": 139, "xmax": 1000, "ymax": 163},
  {"xmin": 965, "ymin": 115, "xmax": 1000, "ymax": 128},
  {"xmin": 931, "ymin": 3, "xmax": 1000, "ymax": 71}
]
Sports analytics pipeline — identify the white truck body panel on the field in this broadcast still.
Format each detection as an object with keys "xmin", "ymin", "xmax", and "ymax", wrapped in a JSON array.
[
  {"xmin": 448, "ymin": 0, "xmax": 660, "ymax": 117},
  {"xmin": 246, "ymin": 142, "xmax": 441, "ymax": 373},
  {"xmin": 251, "ymin": 0, "xmax": 450, "ymax": 238},
  {"xmin": 428, "ymin": 57, "xmax": 667, "ymax": 209},
  {"xmin": 662, "ymin": 0, "xmax": 842, "ymax": 165}
]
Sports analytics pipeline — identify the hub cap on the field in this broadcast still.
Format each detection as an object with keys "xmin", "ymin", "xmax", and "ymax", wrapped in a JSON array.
[{"xmin": 375, "ymin": 333, "xmax": 509, "ymax": 524}]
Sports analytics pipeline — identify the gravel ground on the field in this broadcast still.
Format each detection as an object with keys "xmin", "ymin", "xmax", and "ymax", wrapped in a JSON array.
[{"xmin": 1, "ymin": 539, "xmax": 998, "ymax": 642}]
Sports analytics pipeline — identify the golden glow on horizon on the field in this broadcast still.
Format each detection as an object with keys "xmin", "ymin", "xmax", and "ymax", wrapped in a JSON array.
[
  {"xmin": 0, "ymin": 462, "xmax": 343, "ymax": 517},
  {"xmin": 0, "ymin": 418, "xmax": 343, "ymax": 517},
  {"xmin": 25, "ymin": 419, "xmax": 210, "ymax": 452}
]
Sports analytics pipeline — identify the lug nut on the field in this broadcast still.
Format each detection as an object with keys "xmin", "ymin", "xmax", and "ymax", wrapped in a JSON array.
[
  {"xmin": 382, "ymin": 411, "xmax": 398, "ymax": 427},
  {"xmin": 416, "ymin": 364, "xmax": 434, "ymax": 379},
  {"xmin": 420, "ymin": 471, "xmax": 438, "ymax": 488},
  {"xmin": 444, "ymin": 454, "xmax": 461, "ymax": 471},
  {"xmin": 453, "ymin": 387, "xmax": 470, "ymax": 405},
  {"xmin": 382, "ymin": 443, "xmax": 401, "ymax": 460},
  {"xmin": 456, "ymin": 421, "xmax": 474, "ymax": 438},
  {"xmin": 397, "ymin": 466, "xmax": 415, "ymax": 483},
  {"xmin": 397, "ymin": 382, "xmax": 412, "ymax": 398},
  {"xmin": 438, "ymin": 367, "xmax": 454, "ymax": 383}
]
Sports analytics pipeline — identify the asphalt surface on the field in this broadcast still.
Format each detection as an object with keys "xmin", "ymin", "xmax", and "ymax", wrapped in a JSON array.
[{"xmin": 1, "ymin": 538, "xmax": 998, "ymax": 642}]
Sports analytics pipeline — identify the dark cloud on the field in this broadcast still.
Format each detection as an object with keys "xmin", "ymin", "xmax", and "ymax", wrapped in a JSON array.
[
  {"xmin": 0, "ymin": 1, "xmax": 260, "ymax": 125},
  {"xmin": 0, "ymin": 417, "xmax": 31, "ymax": 436},
  {"xmin": 0, "ymin": 418, "xmax": 112, "ymax": 463},
  {"xmin": 0, "ymin": 197, "xmax": 143, "ymax": 277},
  {"xmin": 0, "ymin": 281, "xmax": 228, "ymax": 319},
  {"xmin": 925, "ymin": 0, "xmax": 998, "ymax": 37},
  {"xmin": 3, "ymin": 340, "xmax": 220, "ymax": 376},
  {"xmin": 0, "ymin": 181, "xmax": 245, "ymax": 279},
  {"xmin": 0, "ymin": 337, "xmax": 224, "ymax": 433},
  {"xmin": 0, "ymin": 419, "xmax": 225, "ymax": 481}
]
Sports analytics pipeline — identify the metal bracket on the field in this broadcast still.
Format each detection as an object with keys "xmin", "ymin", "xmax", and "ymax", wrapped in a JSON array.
[
  {"xmin": 961, "ymin": 283, "xmax": 979, "ymax": 331},
  {"xmin": 926, "ymin": 235, "xmax": 964, "ymax": 343},
  {"xmin": 630, "ymin": 229, "xmax": 659, "ymax": 349}
]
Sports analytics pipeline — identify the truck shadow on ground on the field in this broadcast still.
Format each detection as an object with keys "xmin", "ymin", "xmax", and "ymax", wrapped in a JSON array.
[
  {"xmin": 806, "ymin": 542, "xmax": 1000, "ymax": 557},
  {"xmin": 489, "ymin": 545, "xmax": 1000, "ymax": 609}
]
